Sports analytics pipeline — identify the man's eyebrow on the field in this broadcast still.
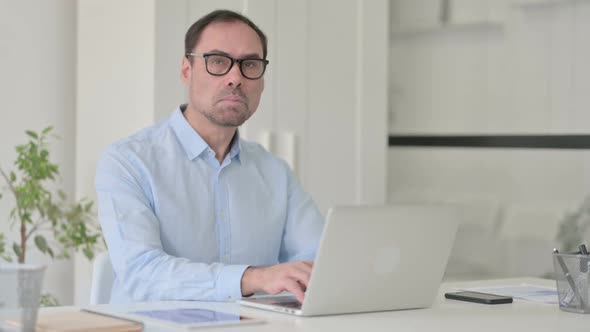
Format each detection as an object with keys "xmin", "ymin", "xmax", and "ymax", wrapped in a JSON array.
[
  {"xmin": 207, "ymin": 49, "xmax": 263, "ymax": 59},
  {"xmin": 239, "ymin": 53, "xmax": 264, "ymax": 59}
]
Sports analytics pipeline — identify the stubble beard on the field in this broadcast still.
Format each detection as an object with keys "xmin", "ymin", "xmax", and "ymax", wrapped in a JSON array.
[
  {"xmin": 201, "ymin": 88, "xmax": 254, "ymax": 127},
  {"xmin": 202, "ymin": 103, "xmax": 252, "ymax": 127}
]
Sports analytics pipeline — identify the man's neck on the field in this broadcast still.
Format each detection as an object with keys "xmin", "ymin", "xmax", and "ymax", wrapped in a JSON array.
[{"xmin": 183, "ymin": 106, "xmax": 236, "ymax": 163}]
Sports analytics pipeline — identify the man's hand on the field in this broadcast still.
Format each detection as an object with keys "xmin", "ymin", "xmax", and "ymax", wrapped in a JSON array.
[{"xmin": 241, "ymin": 261, "xmax": 313, "ymax": 303}]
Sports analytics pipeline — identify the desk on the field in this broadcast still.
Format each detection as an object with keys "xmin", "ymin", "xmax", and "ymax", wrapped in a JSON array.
[{"xmin": 45, "ymin": 278, "xmax": 590, "ymax": 331}]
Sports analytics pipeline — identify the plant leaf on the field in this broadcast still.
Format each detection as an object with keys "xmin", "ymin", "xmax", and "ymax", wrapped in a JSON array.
[
  {"xmin": 25, "ymin": 130, "xmax": 38, "ymax": 139},
  {"xmin": 83, "ymin": 247, "xmax": 94, "ymax": 260},
  {"xmin": 46, "ymin": 246, "xmax": 54, "ymax": 258},
  {"xmin": 84, "ymin": 201, "xmax": 93, "ymax": 212},
  {"xmin": 9, "ymin": 171, "xmax": 16, "ymax": 182},
  {"xmin": 34, "ymin": 235, "xmax": 49, "ymax": 253},
  {"xmin": 0, "ymin": 233, "xmax": 8, "ymax": 261},
  {"xmin": 39, "ymin": 292, "xmax": 60, "ymax": 307},
  {"xmin": 12, "ymin": 242, "xmax": 22, "ymax": 258},
  {"xmin": 42, "ymin": 126, "xmax": 53, "ymax": 135}
]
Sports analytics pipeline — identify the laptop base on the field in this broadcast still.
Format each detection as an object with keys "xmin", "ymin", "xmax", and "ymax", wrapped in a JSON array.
[{"xmin": 239, "ymin": 296, "xmax": 303, "ymax": 316}]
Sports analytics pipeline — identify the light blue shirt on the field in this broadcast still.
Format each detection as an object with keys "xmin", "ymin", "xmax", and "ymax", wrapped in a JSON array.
[{"xmin": 95, "ymin": 105, "xmax": 324, "ymax": 303}]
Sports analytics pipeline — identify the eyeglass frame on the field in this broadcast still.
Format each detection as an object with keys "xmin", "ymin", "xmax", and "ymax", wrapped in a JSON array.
[{"xmin": 185, "ymin": 52, "xmax": 269, "ymax": 80}]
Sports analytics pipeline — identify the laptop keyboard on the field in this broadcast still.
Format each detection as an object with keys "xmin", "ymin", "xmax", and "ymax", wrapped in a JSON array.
[
  {"xmin": 250, "ymin": 295, "xmax": 302, "ymax": 309},
  {"xmin": 279, "ymin": 301, "xmax": 302, "ymax": 309}
]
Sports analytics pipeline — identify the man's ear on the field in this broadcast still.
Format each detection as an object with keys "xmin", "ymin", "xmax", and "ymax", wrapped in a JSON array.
[{"xmin": 180, "ymin": 56, "xmax": 192, "ymax": 85}]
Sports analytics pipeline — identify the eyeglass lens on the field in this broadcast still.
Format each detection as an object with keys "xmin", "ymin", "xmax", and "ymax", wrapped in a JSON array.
[{"xmin": 205, "ymin": 54, "xmax": 266, "ymax": 79}]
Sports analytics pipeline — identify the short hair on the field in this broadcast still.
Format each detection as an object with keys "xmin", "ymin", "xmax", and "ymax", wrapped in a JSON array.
[{"xmin": 184, "ymin": 9, "xmax": 268, "ymax": 63}]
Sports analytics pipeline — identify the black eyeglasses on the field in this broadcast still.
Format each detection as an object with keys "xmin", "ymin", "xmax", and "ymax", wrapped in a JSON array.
[{"xmin": 186, "ymin": 52, "xmax": 269, "ymax": 80}]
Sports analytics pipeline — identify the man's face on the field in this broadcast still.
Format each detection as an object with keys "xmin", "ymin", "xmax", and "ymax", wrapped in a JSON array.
[{"xmin": 181, "ymin": 21, "xmax": 265, "ymax": 128}]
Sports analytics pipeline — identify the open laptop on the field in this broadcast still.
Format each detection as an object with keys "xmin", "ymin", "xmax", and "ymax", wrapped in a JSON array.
[{"xmin": 238, "ymin": 204, "xmax": 460, "ymax": 316}]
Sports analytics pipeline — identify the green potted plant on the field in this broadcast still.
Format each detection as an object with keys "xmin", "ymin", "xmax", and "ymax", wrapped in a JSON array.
[{"xmin": 0, "ymin": 127, "xmax": 102, "ymax": 306}]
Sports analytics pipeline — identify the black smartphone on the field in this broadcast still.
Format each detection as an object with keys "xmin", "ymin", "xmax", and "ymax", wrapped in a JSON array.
[{"xmin": 444, "ymin": 291, "xmax": 513, "ymax": 305}]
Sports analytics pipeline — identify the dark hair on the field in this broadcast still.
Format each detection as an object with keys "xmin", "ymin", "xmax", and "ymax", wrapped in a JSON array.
[{"xmin": 185, "ymin": 9, "xmax": 268, "ymax": 63}]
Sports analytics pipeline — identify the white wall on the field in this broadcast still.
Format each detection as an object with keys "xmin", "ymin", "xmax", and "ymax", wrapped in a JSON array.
[
  {"xmin": 388, "ymin": 0, "xmax": 590, "ymax": 279},
  {"xmin": 0, "ymin": 0, "xmax": 76, "ymax": 304},
  {"xmin": 75, "ymin": 0, "xmax": 158, "ymax": 305},
  {"xmin": 154, "ymin": 1, "xmax": 187, "ymax": 122}
]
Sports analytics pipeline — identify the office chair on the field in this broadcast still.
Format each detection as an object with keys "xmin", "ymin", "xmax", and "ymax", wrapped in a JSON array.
[{"xmin": 89, "ymin": 251, "xmax": 114, "ymax": 304}]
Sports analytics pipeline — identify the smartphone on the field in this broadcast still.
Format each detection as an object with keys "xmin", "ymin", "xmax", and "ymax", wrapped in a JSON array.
[{"xmin": 444, "ymin": 291, "xmax": 513, "ymax": 304}]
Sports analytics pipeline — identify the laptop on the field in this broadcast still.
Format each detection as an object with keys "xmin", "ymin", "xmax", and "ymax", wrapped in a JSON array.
[{"xmin": 238, "ymin": 204, "xmax": 460, "ymax": 316}]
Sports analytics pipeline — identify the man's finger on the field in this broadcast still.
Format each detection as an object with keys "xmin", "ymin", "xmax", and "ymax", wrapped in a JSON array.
[
  {"xmin": 288, "ymin": 268, "xmax": 311, "ymax": 289},
  {"xmin": 284, "ymin": 279, "xmax": 305, "ymax": 303},
  {"xmin": 297, "ymin": 279, "xmax": 307, "ymax": 292},
  {"xmin": 292, "ymin": 261, "xmax": 313, "ymax": 276}
]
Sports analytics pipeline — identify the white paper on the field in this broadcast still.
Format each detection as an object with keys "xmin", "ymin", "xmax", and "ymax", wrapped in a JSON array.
[{"xmin": 460, "ymin": 284, "xmax": 558, "ymax": 304}]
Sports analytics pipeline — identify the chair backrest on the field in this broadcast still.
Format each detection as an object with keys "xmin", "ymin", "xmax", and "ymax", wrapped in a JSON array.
[{"xmin": 90, "ymin": 251, "xmax": 114, "ymax": 305}]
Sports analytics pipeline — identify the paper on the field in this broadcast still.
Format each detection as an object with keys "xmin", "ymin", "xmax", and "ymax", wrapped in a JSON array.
[{"xmin": 460, "ymin": 284, "xmax": 558, "ymax": 304}]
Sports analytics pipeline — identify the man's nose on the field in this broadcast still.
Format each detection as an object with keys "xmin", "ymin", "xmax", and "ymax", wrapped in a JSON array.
[{"xmin": 225, "ymin": 62, "xmax": 243, "ymax": 87}]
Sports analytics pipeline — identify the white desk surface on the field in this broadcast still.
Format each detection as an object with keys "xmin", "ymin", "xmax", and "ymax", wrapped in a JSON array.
[{"xmin": 44, "ymin": 278, "xmax": 590, "ymax": 332}]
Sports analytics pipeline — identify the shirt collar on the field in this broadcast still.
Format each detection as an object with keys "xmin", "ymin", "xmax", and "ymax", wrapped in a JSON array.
[
  {"xmin": 228, "ymin": 131, "xmax": 242, "ymax": 163},
  {"xmin": 169, "ymin": 104, "xmax": 242, "ymax": 162}
]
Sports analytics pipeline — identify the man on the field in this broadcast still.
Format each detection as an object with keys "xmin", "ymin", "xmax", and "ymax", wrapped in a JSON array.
[{"xmin": 95, "ymin": 9, "xmax": 324, "ymax": 304}]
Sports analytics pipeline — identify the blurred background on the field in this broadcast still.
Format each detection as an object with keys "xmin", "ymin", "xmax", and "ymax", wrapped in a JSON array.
[{"xmin": 1, "ymin": 0, "xmax": 589, "ymax": 305}]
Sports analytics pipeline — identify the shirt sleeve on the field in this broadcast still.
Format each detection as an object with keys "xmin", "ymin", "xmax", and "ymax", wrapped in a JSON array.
[
  {"xmin": 278, "ymin": 162, "xmax": 326, "ymax": 262},
  {"xmin": 95, "ymin": 147, "xmax": 249, "ymax": 302}
]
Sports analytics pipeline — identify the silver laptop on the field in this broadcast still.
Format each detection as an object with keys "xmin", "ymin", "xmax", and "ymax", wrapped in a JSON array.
[{"xmin": 238, "ymin": 204, "xmax": 460, "ymax": 316}]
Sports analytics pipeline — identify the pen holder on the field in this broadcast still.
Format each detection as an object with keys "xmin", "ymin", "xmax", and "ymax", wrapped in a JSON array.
[{"xmin": 553, "ymin": 253, "xmax": 590, "ymax": 313}]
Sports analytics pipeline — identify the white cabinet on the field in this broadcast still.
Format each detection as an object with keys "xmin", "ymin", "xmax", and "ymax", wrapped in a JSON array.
[
  {"xmin": 391, "ymin": 0, "xmax": 504, "ymax": 36},
  {"xmin": 391, "ymin": 0, "xmax": 444, "ymax": 33}
]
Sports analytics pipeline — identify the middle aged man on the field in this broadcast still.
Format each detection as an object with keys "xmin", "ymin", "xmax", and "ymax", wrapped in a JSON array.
[{"xmin": 95, "ymin": 9, "xmax": 325, "ymax": 304}]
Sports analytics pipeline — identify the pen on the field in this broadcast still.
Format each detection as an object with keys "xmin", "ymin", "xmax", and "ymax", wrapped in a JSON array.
[
  {"xmin": 554, "ymin": 248, "xmax": 585, "ymax": 307},
  {"xmin": 579, "ymin": 244, "xmax": 588, "ymax": 273}
]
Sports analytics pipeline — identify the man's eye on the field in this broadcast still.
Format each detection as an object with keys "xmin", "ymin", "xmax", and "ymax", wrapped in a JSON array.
[
  {"xmin": 209, "ymin": 57, "xmax": 228, "ymax": 65},
  {"xmin": 243, "ymin": 61, "xmax": 260, "ymax": 69}
]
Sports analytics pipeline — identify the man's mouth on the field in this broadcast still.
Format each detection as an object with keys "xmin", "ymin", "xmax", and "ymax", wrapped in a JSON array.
[{"xmin": 223, "ymin": 95, "xmax": 244, "ymax": 102}]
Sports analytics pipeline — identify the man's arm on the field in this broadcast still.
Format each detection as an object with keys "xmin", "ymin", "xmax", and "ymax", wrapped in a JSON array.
[
  {"xmin": 280, "ymin": 163, "xmax": 325, "ymax": 262},
  {"xmin": 96, "ymin": 148, "xmax": 248, "ymax": 302},
  {"xmin": 239, "ymin": 160, "xmax": 325, "ymax": 303}
]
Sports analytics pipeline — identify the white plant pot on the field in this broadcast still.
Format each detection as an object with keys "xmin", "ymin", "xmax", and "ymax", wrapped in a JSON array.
[{"xmin": 0, "ymin": 263, "xmax": 46, "ymax": 332}]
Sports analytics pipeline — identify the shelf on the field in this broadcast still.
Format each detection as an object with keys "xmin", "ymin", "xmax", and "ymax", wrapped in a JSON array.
[
  {"xmin": 390, "ymin": 21, "xmax": 504, "ymax": 39},
  {"xmin": 512, "ymin": 0, "xmax": 590, "ymax": 8},
  {"xmin": 388, "ymin": 134, "xmax": 590, "ymax": 149}
]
